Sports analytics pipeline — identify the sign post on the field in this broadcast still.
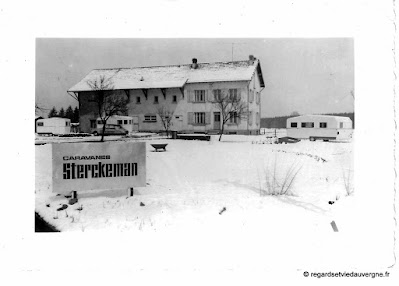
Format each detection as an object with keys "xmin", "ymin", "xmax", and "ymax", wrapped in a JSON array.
[{"xmin": 51, "ymin": 142, "xmax": 146, "ymax": 195}]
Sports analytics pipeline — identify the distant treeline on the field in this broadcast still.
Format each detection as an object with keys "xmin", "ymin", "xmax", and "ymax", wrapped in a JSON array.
[
  {"xmin": 261, "ymin": 112, "xmax": 355, "ymax": 128},
  {"xmin": 48, "ymin": 105, "xmax": 80, "ymax": 123}
]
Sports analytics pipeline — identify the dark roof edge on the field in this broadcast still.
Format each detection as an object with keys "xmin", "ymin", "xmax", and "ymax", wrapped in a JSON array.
[{"xmin": 256, "ymin": 61, "xmax": 265, "ymax": 88}]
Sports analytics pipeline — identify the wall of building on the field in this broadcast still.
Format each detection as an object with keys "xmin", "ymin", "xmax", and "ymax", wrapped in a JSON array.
[{"xmin": 78, "ymin": 77, "xmax": 263, "ymax": 135}]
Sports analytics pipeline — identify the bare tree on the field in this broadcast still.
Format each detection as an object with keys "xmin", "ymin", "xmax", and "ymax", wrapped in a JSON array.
[
  {"xmin": 156, "ymin": 105, "xmax": 174, "ymax": 138},
  {"xmin": 87, "ymin": 75, "xmax": 129, "ymax": 142},
  {"xmin": 213, "ymin": 89, "xmax": 249, "ymax": 141},
  {"xmin": 35, "ymin": 103, "xmax": 49, "ymax": 116}
]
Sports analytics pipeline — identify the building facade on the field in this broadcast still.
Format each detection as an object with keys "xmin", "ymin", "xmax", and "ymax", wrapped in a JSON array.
[{"xmin": 69, "ymin": 56, "xmax": 265, "ymax": 135}]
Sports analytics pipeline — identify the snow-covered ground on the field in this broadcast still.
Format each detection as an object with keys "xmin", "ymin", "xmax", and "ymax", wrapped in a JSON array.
[{"xmin": 35, "ymin": 131, "xmax": 393, "ymax": 270}]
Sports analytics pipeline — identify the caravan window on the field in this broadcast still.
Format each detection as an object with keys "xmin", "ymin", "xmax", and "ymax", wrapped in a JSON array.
[
  {"xmin": 117, "ymin": 120, "xmax": 122, "ymax": 124},
  {"xmin": 301, "ymin": 122, "xmax": 314, "ymax": 128},
  {"xmin": 339, "ymin": 122, "xmax": 344, "ymax": 128},
  {"xmin": 124, "ymin": 120, "xmax": 128, "ymax": 124},
  {"xmin": 320, "ymin": 122, "xmax": 327, "ymax": 128},
  {"xmin": 290, "ymin": 122, "xmax": 297, "ymax": 128},
  {"xmin": 37, "ymin": 122, "xmax": 44, "ymax": 126}
]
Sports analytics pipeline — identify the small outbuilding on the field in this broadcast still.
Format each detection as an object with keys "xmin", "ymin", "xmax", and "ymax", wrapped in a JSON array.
[
  {"xmin": 36, "ymin": 117, "xmax": 71, "ymax": 135},
  {"xmin": 286, "ymin": 115, "xmax": 353, "ymax": 141}
]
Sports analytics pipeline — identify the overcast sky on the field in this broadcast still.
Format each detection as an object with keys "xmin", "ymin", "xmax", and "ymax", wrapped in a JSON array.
[{"xmin": 35, "ymin": 38, "xmax": 354, "ymax": 117}]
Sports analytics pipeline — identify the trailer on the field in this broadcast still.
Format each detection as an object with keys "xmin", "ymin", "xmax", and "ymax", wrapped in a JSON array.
[
  {"xmin": 36, "ymin": 118, "xmax": 71, "ymax": 135},
  {"xmin": 95, "ymin": 115, "xmax": 134, "ymax": 133},
  {"xmin": 286, "ymin": 115, "xmax": 353, "ymax": 141}
]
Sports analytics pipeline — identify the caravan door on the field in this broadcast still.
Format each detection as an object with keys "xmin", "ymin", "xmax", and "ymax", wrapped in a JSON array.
[{"xmin": 132, "ymin": 116, "xmax": 139, "ymax": 131}]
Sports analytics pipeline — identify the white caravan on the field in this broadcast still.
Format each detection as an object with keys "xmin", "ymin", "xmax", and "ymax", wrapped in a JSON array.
[
  {"xmin": 286, "ymin": 115, "xmax": 353, "ymax": 141},
  {"xmin": 96, "ymin": 115, "xmax": 134, "ymax": 133},
  {"xmin": 36, "ymin": 117, "xmax": 71, "ymax": 135}
]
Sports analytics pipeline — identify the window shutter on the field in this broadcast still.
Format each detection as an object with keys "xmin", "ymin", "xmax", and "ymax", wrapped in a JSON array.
[
  {"xmin": 249, "ymin": 111, "xmax": 253, "ymax": 125},
  {"xmin": 186, "ymin": 90, "xmax": 190, "ymax": 102},
  {"xmin": 188, "ymin": 112, "xmax": 193, "ymax": 124},
  {"xmin": 237, "ymin": 89, "xmax": 242, "ymax": 101},
  {"xmin": 208, "ymin": 90, "xmax": 214, "ymax": 102},
  {"xmin": 191, "ymin": 91, "xmax": 195, "ymax": 102},
  {"xmin": 205, "ymin": 112, "xmax": 211, "ymax": 124},
  {"xmin": 249, "ymin": 90, "xmax": 254, "ymax": 103}
]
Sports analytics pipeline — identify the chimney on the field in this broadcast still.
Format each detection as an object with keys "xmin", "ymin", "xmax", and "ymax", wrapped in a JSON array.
[{"xmin": 191, "ymin": 58, "xmax": 198, "ymax": 69}]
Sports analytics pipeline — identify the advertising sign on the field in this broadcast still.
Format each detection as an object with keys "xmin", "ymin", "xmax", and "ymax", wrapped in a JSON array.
[{"xmin": 52, "ymin": 141, "xmax": 146, "ymax": 194}]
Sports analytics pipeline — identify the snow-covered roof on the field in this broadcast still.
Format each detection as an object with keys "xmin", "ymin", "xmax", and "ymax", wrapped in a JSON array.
[
  {"xmin": 68, "ymin": 59, "xmax": 265, "ymax": 92},
  {"xmin": 37, "ymin": 117, "xmax": 71, "ymax": 122},
  {"xmin": 288, "ymin": 115, "xmax": 352, "ymax": 122}
]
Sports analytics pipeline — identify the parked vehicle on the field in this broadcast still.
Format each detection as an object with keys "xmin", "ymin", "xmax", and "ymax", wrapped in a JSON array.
[
  {"xmin": 36, "ymin": 117, "xmax": 71, "ymax": 135},
  {"xmin": 96, "ymin": 115, "xmax": 134, "ymax": 133},
  {"xmin": 92, "ymin": 124, "xmax": 128, "ymax": 136},
  {"xmin": 286, "ymin": 115, "xmax": 353, "ymax": 141}
]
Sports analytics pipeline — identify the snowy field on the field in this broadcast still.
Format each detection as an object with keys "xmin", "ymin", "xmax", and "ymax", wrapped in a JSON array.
[{"xmin": 35, "ymin": 130, "xmax": 393, "ymax": 270}]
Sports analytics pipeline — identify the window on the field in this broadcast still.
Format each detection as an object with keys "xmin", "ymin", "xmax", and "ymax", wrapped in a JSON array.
[
  {"xmin": 229, "ymin": 89, "xmax": 238, "ymax": 101},
  {"xmin": 90, "ymin": 120, "xmax": 97, "ymax": 128},
  {"xmin": 136, "ymin": 96, "xmax": 141, "ymax": 104},
  {"xmin": 213, "ymin": 89, "xmax": 222, "ymax": 101},
  {"xmin": 144, "ymin": 115, "xmax": 157, "ymax": 122},
  {"xmin": 124, "ymin": 120, "xmax": 128, "ymax": 124},
  {"xmin": 229, "ymin": 112, "xmax": 238, "ymax": 124},
  {"xmin": 173, "ymin": 95, "xmax": 177, "ymax": 103},
  {"xmin": 320, "ymin": 122, "xmax": 327, "ymax": 128},
  {"xmin": 339, "ymin": 122, "xmax": 344, "ymax": 128},
  {"xmin": 129, "ymin": 120, "xmax": 132, "ymax": 124},
  {"xmin": 194, "ymin": 112, "xmax": 205, "ymax": 124},
  {"xmin": 37, "ymin": 122, "xmax": 44, "ymax": 126},
  {"xmin": 154, "ymin": 96, "xmax": 159, "ymax": 104},
  {"xmin": 194, "ymin": 90, "xmax": 205, "ymax": 102},
  {"xmin": 117, "ymin": 120, "xmax": 123, "ymax": 124},
  {"xmin": 291, "ymin": 122, "xmax": 298, "ymax": 128},
  {"xmin": 301, "ymin": 122, "xmax": 314, "ymax": 128},
  {"xmin": 65, "ymin": 122, "xmax": 69, "ymax": 126}
]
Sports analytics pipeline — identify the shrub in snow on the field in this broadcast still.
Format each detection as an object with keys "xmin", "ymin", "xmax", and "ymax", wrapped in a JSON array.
[
  {"xmin": 342, "ymin": 167, "xmax": 354, "ymax": 196},
  {"xmin": 259, "ymin": 160, "xmax": 302, "ymax": 196}
]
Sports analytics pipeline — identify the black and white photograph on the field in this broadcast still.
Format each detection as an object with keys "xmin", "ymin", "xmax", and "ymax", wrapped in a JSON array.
[
  {"xmin": 2, "ymin": 0, "xmax": 398, "ymax": 284},
  {"xmin": 35, "ymin": 38, "xmax": 355, "ymax": 236}
]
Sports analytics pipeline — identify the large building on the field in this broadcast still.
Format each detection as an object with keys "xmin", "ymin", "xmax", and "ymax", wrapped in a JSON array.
[{"xmin": 68, "ymin": 56, "xmax": 265, "ymax": 135}]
